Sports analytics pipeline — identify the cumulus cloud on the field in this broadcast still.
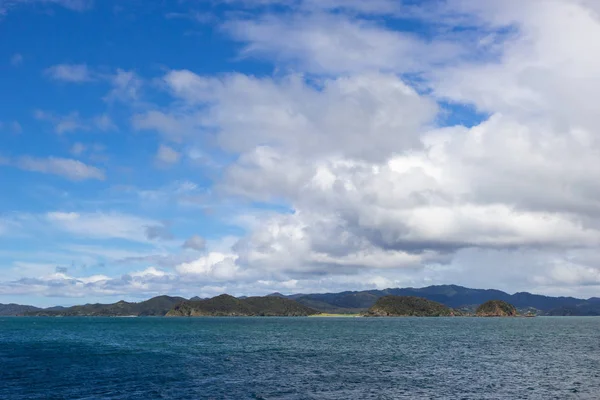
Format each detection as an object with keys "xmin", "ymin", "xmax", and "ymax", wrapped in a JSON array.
[
  {"xmin": 15, "ymin": 156, "xmax": 105, "ymax": 181},
  {"xmin": 144, "ymin": 223, "xmax": 174, "ymax": 241},
  {"xmin": 70, "ymin": 142, "xmax": 86, "ymax": 156},
  {"xmin": 176, "ymin": 252, "xmax": 241, "ymax": 281},
  {"xmin": 156, "ymin": 0, "xmax": 600, "ymax": 296},
  {"xmin": 34, "ymin": 110, "xmax": 116, "ymax": 134},
  {"xmin": 155, "ymin": 144, "xmax": 181, "ymax": 165},
  {"xmin": 43, "ymin": 64, "xmax": 142, "ymax": 107},
  {"xmin": 146, "ymin": 66, "xmax": 600, "ymax": 280},
  {"xmin": 34, "ymin": 110, "xmax": 86, "ymax": 134},
  {"xmin": 7, "ymin": 0, "xmax": 600, "ymax": 301},
  {"xmin": 0, "ymin": 0, "xmax": 93, "ymax": 16},
  {"xmin": 0, "ymin": 267, "xmax": 175, "ymax": 298},
  {"xmin": 45, "ymin": 64, "xmax": 92, "ymax": 82},
  {"xmin": 224, "ymin": 13, "xmax": 462, "ymax": 75},
  {"xmin": 47, "ymin": 211, "xmax": 159, "ymax": 242},
  {"xmin": 138, "ymin": 72, "xmax": 437, "ymax": 162},
  {"xmin": 300, "ymin": 0, "xmax": 402, "ymax": 15},
  {"xmin": 104, "ymin": 69, "xmax": 142, "ymax": 103},
  {"xmin": 182, "ymin": 235, "xmax": 206, "ymax": 251},
  {"xmin": 50, "ymin": 0, "xmax": 93, "ymax": 11},
  {"xmin": 92, "ymin": 114, "xmax": 117, "ymax": 131},
  {"xmin": 221, "ymin": 0, "xmax": 405, "ymax": 16}
]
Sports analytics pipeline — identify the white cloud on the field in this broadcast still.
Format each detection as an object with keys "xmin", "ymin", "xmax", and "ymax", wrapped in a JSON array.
[
  {"xmin": 431, "ymin": 0, "xmax": 600, "ymax": 131},
  {"xmin": 132, "ymin": 110, "xmax": 201, "ymax": 142},
  {"xmin": 16, "ymin": 156, "xmax": 105, "ymax": 181},
  {"xmin": 0, "ymin": 0, "xmax": 93, "ymax": 16},
  {"xmin": 70, "ymin": 142, "xmax": 86, "ymax": 156},
  {"xmin": 35, "ymin": 110, "xmax": 116, "ymax": 134},
  {"xmin": 140, "ymin": 71, "xmax": 437, "ymax": 162},
  {"xmin": 93, "ymin": 114, "xmax": 117, "ymax": 131},
  {"xmin": 43, "ymin": 64, "xmax": 143, "ymax": 107},
  {"xmin": 8, "ymin": 0, "xmax": 600, "ymax": 300},
  {"xmin": 129, "ymin": 267, "xmax": 171, "ymax": 279},
  {"xmin": 183, "ymin": 235, "xmax": 206, "ymax": 251},
  {"xmin": 50, "ymin": 0, "xmax": 93, "ymax": 11},
  {"xmin": 176, "ymin": 252, "xmax": 241, "ymax": 280},
  {"xmin": 224, "ymin": 13, "xmax": 462, "ymax": 74},
  {"xmin": 69, "ymin": 142, "xmax": 107, "ymax": 162},
  {"xmin": 47, "ymin": 211, "xmax": 159, "ymax": 242},
  {"xmin": 144, "ymin": 223, "xmax": 173, "ymax": 241},
  {"xmin": 171, "ymin": 0, "xmax": 600, "ymax": 295},
  {"xmin": 221, "ymin": 0, "xmax": 404, "ymax": 15},
  {"xmin": 111, "ymin": 0, "xmax": 600, "ymax": 297},
  {"xmin": 300, "ymin": 0, "xmax": 402, "ymax": 15},
  {"xmin": 34, "ymin": 110, "xmax": 84, "ymax": 134},
  {"xmin": 104, "ymin": 69, "xmax": 142, "ymax": 103},
  {"xmin": 45, "ymin": 64, "xmax": 92, "ymax": 82},
  {"xmin": 155, "ymin": 144, "xmax": 181, "ymax": 165}
]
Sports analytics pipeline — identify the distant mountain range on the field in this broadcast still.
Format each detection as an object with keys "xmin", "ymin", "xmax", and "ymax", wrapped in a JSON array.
[
  {"xmin": 16, "ymin": 296, "xmax": 186, "ymax": 317},
  {"xmin": 285, "ymin": 285, "xmax": 600, "ymax": 315},
  {"xmin": 0, "ymin": 303, "xmax": 42, "ymax": 316},
  {"xmin": 2, "ymin": 285, "xmax": 600, "ymax": 317}
]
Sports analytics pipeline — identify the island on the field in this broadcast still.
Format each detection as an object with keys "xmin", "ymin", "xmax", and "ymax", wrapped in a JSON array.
[
  {"xmin": 166, "ymin": 294, "xmax": 319, "ymax": 317},
  {"xmin": 475, "ymin": 300, "xmax": 518, "ymax": 317},
  {"xmin": 363, "ymin": 295, "xmax": 455, "ymax": 317}
]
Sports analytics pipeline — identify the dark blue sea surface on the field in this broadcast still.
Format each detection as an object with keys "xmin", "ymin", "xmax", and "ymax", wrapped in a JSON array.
[{"xmin": 1, "ymin": 317, "xmax": 599, "ymax": 399}]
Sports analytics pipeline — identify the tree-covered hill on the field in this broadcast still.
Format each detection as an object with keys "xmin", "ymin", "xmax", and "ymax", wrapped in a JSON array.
[
  {"xmin": 364, "ymin": 296, "xmax": 455, "ymax": 317},
  {"xmin": 166, "ymin": 294, "xmax": 319, "ymax": 317}
]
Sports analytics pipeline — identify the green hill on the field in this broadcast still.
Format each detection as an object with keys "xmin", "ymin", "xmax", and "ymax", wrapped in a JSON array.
[
  {"xmin": 476, "ymin": 300, "xmax": 518, "ymax": 317},
  {"xmin": 166, "ymin": 294, "xmax": 318, "ymax": 316},
  {"xmin": 364, "ymin": 296, "xmax": 455, "ymax": 317},
  {"xmin": 0, "ymin": 303, "xmax": 42, "ymax": 316},
  {"xmin": 25, "ymin": 295, "xmax": 186, "ymax": 317}
]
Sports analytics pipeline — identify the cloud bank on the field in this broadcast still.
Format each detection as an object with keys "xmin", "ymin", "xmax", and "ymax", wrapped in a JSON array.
[{"xmin": 4, "ymin": 0, "xmax": 600, "ymax": 304}]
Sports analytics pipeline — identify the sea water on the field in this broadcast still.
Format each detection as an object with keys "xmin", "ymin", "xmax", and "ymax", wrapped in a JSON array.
[{"xmin": 1, "ymin": 317, "xmax": 599, "ymax": 399}]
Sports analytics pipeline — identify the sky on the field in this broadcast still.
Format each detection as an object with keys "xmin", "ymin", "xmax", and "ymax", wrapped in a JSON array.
[{"xmin": 2, "ymin": 0, "xmax": 600, "ymax": 307}]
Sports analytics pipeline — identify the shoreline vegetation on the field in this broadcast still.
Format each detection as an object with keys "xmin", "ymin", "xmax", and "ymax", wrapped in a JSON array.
[
  {"xmin": 309, "ymin": 313, "xmax": 361, "ymax": 317},
  {"xmin": 3, "ymin": 284, "xmax": 600, "ymax": 317}
]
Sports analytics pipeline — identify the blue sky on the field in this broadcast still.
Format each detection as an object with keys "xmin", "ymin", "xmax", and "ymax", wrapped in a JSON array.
[{"xmin": 2, "ymin": 0, "xmax": 600, "ymax": 306}]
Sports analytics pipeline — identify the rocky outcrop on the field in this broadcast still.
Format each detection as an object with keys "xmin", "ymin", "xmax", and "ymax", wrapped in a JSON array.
[{"xmin": 476, "ymin": 300, "xmax": 518, "ymax": 317}]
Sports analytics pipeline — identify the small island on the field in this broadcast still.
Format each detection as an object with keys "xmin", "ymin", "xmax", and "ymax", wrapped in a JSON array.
[
  {"xmin": 476, "ymin": 300, "xmax": 518, "ymax": 317},
  {"xmin": 166, "ymin": 294, "xmax": 319, "ymax": 317},
  {"xmin": 363, "ymin": 295, "xmax": 455, "ymax": 317}
]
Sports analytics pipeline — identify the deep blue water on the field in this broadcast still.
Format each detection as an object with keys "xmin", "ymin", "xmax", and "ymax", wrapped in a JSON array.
[{"xmin": 1, "ymin": 317, "xmax": 599, "ymax": 399}]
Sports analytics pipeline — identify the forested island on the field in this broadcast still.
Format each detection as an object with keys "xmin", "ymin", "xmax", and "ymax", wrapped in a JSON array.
[
  {"xmin": 364, "ymin": 296, "xmax": 456, "ymax": 317},
  {"xmin": 476, "ymin": 300, "xmax": 518, "ymax": 317},
  {"xmin": 166, "ymin": 294, "xmax": 318, "ymax": 316}
]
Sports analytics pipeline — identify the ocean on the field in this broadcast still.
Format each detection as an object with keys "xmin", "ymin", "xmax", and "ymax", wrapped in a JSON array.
[{"xmin": 1, "ymin": 317, "xmax": 599, "ymax": 399}]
